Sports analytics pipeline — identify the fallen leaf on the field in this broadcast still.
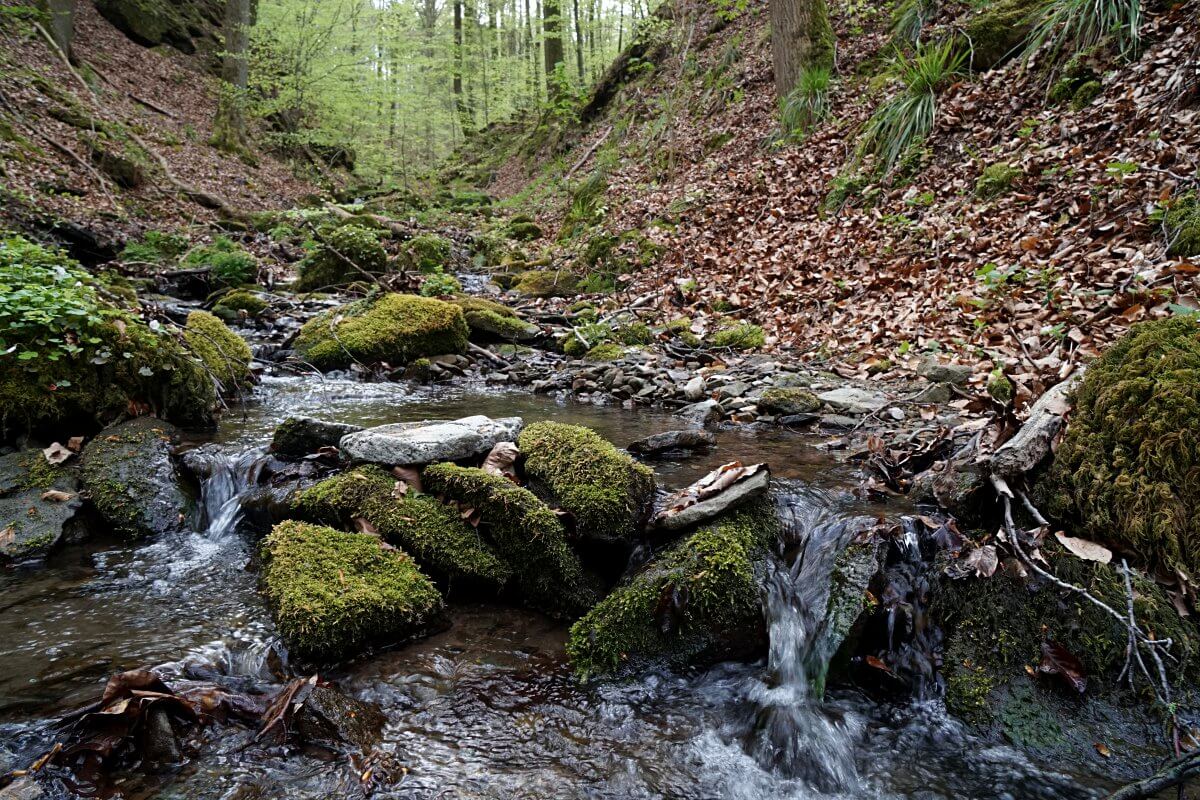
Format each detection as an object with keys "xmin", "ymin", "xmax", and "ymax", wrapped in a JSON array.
[
  {"xmin": 1039, "ymin": 641, "xmax": 1087, "ymax": 693},
  {"xmin": 1054, "ymin": 532, "xmax": 1113, "ymax": 564},
  {"xmin": 42, "ymin": 442, "xmax": 73, "ymax": 465},
  {"xmin": 40, "ymin": 490, "xmax": 75, "ymax": 503},
  {"xmin": 1094, "ymin": 742, "xmax": 1111, "ymax": 758},
  {"xmin": 963, "ymin": 545, "xmax": 999, "ymax": 578}
]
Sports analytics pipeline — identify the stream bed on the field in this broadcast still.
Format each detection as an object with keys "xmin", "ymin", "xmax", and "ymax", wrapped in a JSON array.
[{"xmin": 0, "ymin": 372, "xmax": 1113, "ymax": 799}]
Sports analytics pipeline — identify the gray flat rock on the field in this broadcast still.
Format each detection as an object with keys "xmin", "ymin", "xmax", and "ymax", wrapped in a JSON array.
[
  {"xmin": 817, "ymin": 387, "xmax": 889, "ymax": 414},
  {"xmin": 340, "ymin": 415, "xmax": 524, "ymax": 465}
]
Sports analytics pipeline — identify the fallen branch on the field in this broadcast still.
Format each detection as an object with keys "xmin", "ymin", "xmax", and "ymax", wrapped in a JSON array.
[
  {"xmin": 988, "ymin": 372, "xmax": 1082, "ymax": 477},
  {"xmin": 469, "ymin": 342, "xmax": 508, "ymax": 367},
  {"xmin": 128, "ymin": 93, "xmax": 178, "ymax": 119},
  {"xmin": 1107, "ymin": 748, "xmax": 1200, "ymax": 799},
  {"xmin": 565, "ymin": 125, "xmax": 613, "ymax": 180}
]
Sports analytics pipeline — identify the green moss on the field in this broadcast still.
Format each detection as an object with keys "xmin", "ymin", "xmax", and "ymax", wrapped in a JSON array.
[
  {"xmin": 566, "ymin": 498, "xmax": 781, "ymax": 680},
  {"xmin": 975, "ymin": 163, "xmax": 1023, "ymax": 199},
  {"xmin": 1069, "ymin": 80, "xmax": 1102, "ymax": 110},
  {"xmin": 709, "ymin": 323, "xmax": 765, "ymax": 350},
  {"xmin": 449, "ymin": 295, "xmax": 518, "ymax": 318},
  {"xmin": 260, "ymin": 520, "xmax": 444, "ymax": 663},
  {"xmin": 517, "ymin": 422, "xmax": 655, "ymax": 544},
  {"xmin": 120, "ymin": 230, "xmax": 189, "ymax": 265},
  {"xmin": 616, "ymin": 321, "xmax": 653, "ymax": 345},
  {"xmin": 507, "ymin": 221, "xmax": 543, "ymax": 241},
  {"xmin": 296, "ymin": 466, "xmax": 511, "ymax": 592},
  {"xmin": 401, "ymin": 234, "xmax": 453, "ymax": 273},
  {"xmin": 513, "ymin": 269, "xmax": 579, "ymax": 297},
  {"xmin": 214, "ymin": 289, "xmax": 268, "ymax": 317},
  {"xmin": 757, "ymin": 388, "xmax": 820, "ymax": 415},
  {"xmin": 561, "ymin": 335, "xmax": 589, "ymax": 357},
  {"xmin": 422, "ymin": 463, "xmax": 599, "ymax": 619},
  {"xmin": 296, "ymin": 225, "xmax": 388, "ymax": 291},
  {"xmin": 987, "ymin": 368, "xmax": 1014, "ymax": 403},
  {"xmin": 293, "ymin": 293, "xmax": 469, "ymax": 371},
  {"xmin": 184, "ymin": 311, "xmax": 252, "ymax": 393},
  {"xmin": 584, "ymin": 342, "xmax": 624, "ymax": 361},
  {"xmin": 1161, "ymin": 192, "xmax": 1200, "ymax": 258},
  {"xmin": 1038, "ymin": 317, "xmax": 1200, "ymax": 577},
  {"xmin": 959, "ymin": 0, "xmax": 1045, "ymax": 71},
  {"xmin": 464, "ymin": 309, "xmax": 539, "ymax": 340}
]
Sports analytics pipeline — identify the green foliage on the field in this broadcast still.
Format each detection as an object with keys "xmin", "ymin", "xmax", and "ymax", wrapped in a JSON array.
[
  {"xmin": 709, "ymin": 322, "xmax": 766, "ymax": 350},
  {"xmin": 294, "ymin": 293, "xmax": 469, "ymax": 370},
  {"xmin": 419, "ymin": 267, "xmax": 463, "ymax": 297},
  {"xmin": 780, "ymin": 65, "xmax": 832, "ymax": 139},
  {"xmin": 859, "ymin": 42, "xmax": 966, "ymax": 174},
  {"xmin": 120, "ymin": 230, "xmax": 189, "ymax": 264},
  {"xmin": 1024, "ymin": 0, "xmax": 1141, "ymax": 62},
  {"xmin": 561, "ymin": 171, "xmax": 608, "ymax": 239},
  {"xmin": 891, "ymin": 0, "xmax": 938, "ymax": 44},
  {"xmin": 182, "ymin": 237, "xmax": 257, "ymax": 286},
  {"xmin": 1038, "ymin": 317, "xmax": 1200, "ymax": 578},
  {"xmin": 823, "ymin": 169, "xmax": 876, "ymax": 213},
  {"xmin": 260, "ymin": 520, "xmax": 444, "ymax": 662},
  {"xmin": 296, "ymin": 224, "xmax": 387, "ymax": 291},
  {"xmin": 975, "ymin": 163, "xmax": 1023, "ymax": 198}
]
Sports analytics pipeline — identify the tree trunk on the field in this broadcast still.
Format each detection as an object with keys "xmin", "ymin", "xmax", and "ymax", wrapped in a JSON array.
[
  {"xmin": 212, "ymin": 0, "xmax": 254, "ymax": 153},
  {"xmin": 572, "ymin": 0, "xmax": 584, "ymax": 82},
  {"xmin": 453, "ymin": 0, "xmax": 468, "ymax": 131},
  {"xmin": 38, "ymin": 0, "xmax": 75, "ymax": 61},
  {"xmin": 769, "ymin": 0, "xmax": 834, "ymax": 99},
  {"xmin": 543, "ymin": 0, "xmax": 564, "ymax": 99}
]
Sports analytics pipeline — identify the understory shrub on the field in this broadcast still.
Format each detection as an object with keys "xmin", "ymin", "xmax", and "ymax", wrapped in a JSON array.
[{"xmin": 183, "ymin": 237, "xmax": 257, "ymax": 286}]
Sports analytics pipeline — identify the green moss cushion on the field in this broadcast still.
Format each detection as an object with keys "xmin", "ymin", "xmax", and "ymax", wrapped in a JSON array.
[
  {"xmin": 566, "ymin": 497, "xmax": 782, "ymax": 680},
  {"xmin": 422, "ymin": 463, "xmax": 599, "ymax": 619},
  {"xmin": 1038, "ymin": 316, "xmax": 1200, "ymax": 578},
  {"xmin": 293, "ymin": 293, "xmax": 469, "ymax": 370},
  {"xmin": 184, "ymin": 311, "xmax": 253, "ymax": 392},
  {"xmin": 260, "ymin": 520, "xmax": 445, "ymax": 663},
  {"xmin": 295, "ymin": 224, "xmax": 389, "ymax": 291},
  {"xmin": 295, "ymin": 466, "xmax": 511, "ymax": 592},
  {"xmin": 518, "ymin": 422, "xmax": 655, "ymax": 544}
]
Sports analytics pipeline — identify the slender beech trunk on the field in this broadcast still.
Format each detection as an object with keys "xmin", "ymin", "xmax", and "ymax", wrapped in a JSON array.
[{"xmin": 769, "ymin": 0, "xmax": 834, "ymax": 99}]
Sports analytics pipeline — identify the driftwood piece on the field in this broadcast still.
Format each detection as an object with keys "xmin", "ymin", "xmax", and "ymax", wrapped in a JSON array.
[
  {"xmin": 652, "ymin": 462, "xmax": 769, "ymax": 532},
  {"xmin": 988, "ymin": 372, "xmax": 1082, "ymax": 477}
]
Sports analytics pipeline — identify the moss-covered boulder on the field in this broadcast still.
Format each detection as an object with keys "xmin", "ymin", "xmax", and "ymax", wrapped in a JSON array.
[
  {"xmin": 293, "ymin": 294, "xmax": 469, "ymax": 371},
  {"xmin": 709, "ymin": 323, "xmax": 765, "ymax": 350},
  {"xmin": 566, "ymin": 498, "xmax": 783, "ymax": 680},
  {"xmin": 295, "ymin": 466, "xmax": 511, "ymax": 593},
  {"xmin": 184, "ymin": 311, "xmax": 253, "ymax": 394},
  {"xmin": 584, "ymin": 343, "xmax": 624, "ymax": 361},
  {"xmin": 260, "ymin": 520, "xmax": 445, "ymax": 663},
  {"xmin": 464, "ymin": 310, "xmax": 539, "ymax": 342},
  {"xmin": 1162, "ymin": 192, "xmax": 1200, "ymax": 258},
  {"xmin": 94, "ymin": 0, "xmax": 221, "ymax": 53},
  {"xmin": 1038, "ymin": 317, "xmax": 1200, "ymax": 578},
  {"xmin": 956, "ymin": 0, "xmax": 1044, "ymax": 71},
  {"xmin": 0, "ymin": 236, "xmax": 216, "ymax": 434},
  {"xmin": 79, "ymin": 417, "xmax": 188, "ymax": 538},
  {"xmin": 295, "ymin": 225, "xmax": 389, "ymax": 291},
  {"xmin": 422, "ymin": 463, "xmax": 599, "ymax": 619},
  {"xmin": 513, "ymin": 270, "xmax": 579, "ymax": 298},
  {"xmin": 757, "ymin": 388, "xmax": 821, "ymax": 416},
  {"xmin": 0, "ymin": 449, "xmax": 88, "ymax": 561},
  {"xmin": 506, "ymin": 220, "xmax": 543, "ymax": 242},
  {"xmin": 213, "ymin": 290, "xmax": 268, "ymax": 318},
  {"xmin": 518, "ymin": 422, "xmax": 655, "ymax": 544},
  {"xmin": 400, "ymin": 234, "xmax": 453, "ymax": 273}
]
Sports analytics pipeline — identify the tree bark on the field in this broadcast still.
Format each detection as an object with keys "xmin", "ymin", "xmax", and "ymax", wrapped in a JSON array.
[
  {"xmin": 453, "ymin": 0, "xmax": 469, "ymax": 131},
  {"xmin": 572, "ymin": 0, "xmax": 584, "ymax": 82},
  {"xmin": 38, "ymin": 0, "xmax": 75, "ymax": 61},
  {"xmin": 769, "ymin": 0, "xmax": 834, "ymax": 99},
  {"xmin": 543, "ymin": 0, "xmax": 564, "ymax": 98},
  {"xmin": 212, "ymin": 0, "xmax": 254, "ymax": 153}
]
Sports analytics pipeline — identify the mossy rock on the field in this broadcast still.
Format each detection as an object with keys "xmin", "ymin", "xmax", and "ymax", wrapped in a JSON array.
[
  {"xmin": 296, "ymin": 225, "xmax": 388, "ymax": 292},
  {"xmin": 584, "ymin": 343, "xmax": 624, "ymax": 361},
  {"xmin": 518, "ymin": 422, "xmax": 655, "ymax": 545},
  {"xmin": 79, "ymin": 417, "xmax": 188, "ymax": 538},
  {"xmin": 214, "ymin": 290, "xmax": 268, "ymax": 317},
  {"xmin": 566, "ymin": 497, "xmax": 782, "ymax": 680},
  {"xmin": 464, "ymin": 310, "xmax": 539, "ymax": 342},
  {"xmin": 615, "ymin": 322, "xmax": 653, "ymax": 346},
  {"xmin": 422, "ymin": 463, "xmax": 600, "ymax": 619},
  {"xmin": 184, "ymin": 311, "xmax": 252, "ymax": 394},
  {"xmin": 1162, "ymin": 192, "xmax": 1200, "ymax": 258},
  {"xmin": 448, "ymin": 295, "xmax": 518, "ymax": 318},
  {"xmin": 260, "ymin": 521, "xmax": 445, "ymax": 663},
  {"xmin": 957, "ymin": 0, "xmax": 1046, "ymax": 71},
  {"xmin": 295, "ymin": 466, "xmax": 511, "ymax": 593},
  {"xmin": 400, "ymin": 234, "xmax": 453, "ymax": 273},
  {"xmin": 513, "ymin": 270, "xmax": 579, "ymax": 298},
  {"xmin": 0, "ymin": 236, "xmax": 215, "ymax": 433},
  {"xmin": 975, "ymin": 163, "xmax": 1022, "ymax": 199},
  {"xmin": 506, "ymin": 221, "xmax": 543, "ymax": 242},
  {"xmin": 757, "ymin": 388, "xmax": 821, "ymax": 416},
  {"xmin": 1037, "ymin": 317, "xmax": 1200, "ymax": 577},
  {"xmin": 447, "ymin": 190, "xmax": 492, "ymax": 210},
  {"xmin": 0, "ymin": 450, "xmax": 87, "ymax": 562},
  {"xmin": 293, "ymin": 293, "xmax": 469, "ymax": 371},
  {"xmin": 709, "ymin": 323, "xmax": 765, "ymax": 350},
  {"xmin": 94, "ymin": 0, "xmax": 221, "ymax": 53}
]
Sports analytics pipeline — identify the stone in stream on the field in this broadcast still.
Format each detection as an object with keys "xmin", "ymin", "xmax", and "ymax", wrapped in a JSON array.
[
  {"xmin": 675, "ymin": 398, "xmax": 722, "ymax": 427},
  {"xmin": 916, "ymin": 357, "xmax": 973, "ymax": 385},
  {"xmin": 682, "ymin": 375, "xmax": 707, "ymax": 402},
  {"xmin": 339, "ymin": 415, "xmax": 524, "ymax": 466},
  {"xmin": 272, "ymin": 416, "xmax": 363, "ymax": 458},
  {"xmin": 294, "ymin": 683, "xmax": 387, "ymax": 752},
  {"xmin": 0, "ymin": 449, "xmax": 89, "ymax": 561},
  {"xmin": 626, "ymin": 430, "xmax": 716, "ymax": 459},
  {"xmin": 651, "ymin": 462, "xmax": 770, "ymax": 533},
  {"xmin": 817, "ymin": 387, "xmax": 889, "ymax": 415},
  {"xmin": 260, "ymin": 520, "xmax": 446, "ymax": 663},
  {"xmin": 756, "ymin": 388, "xmax": 821, "ymax": 416},
  {"xmin": 80, "ymin": 417, "xmax": 188, "ymax": 538}
]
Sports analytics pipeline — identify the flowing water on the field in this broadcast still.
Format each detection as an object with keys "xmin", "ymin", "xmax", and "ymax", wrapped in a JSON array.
[{"xmin": 0, "ymin": 366, "xmax": 1115, "ymax": 798}]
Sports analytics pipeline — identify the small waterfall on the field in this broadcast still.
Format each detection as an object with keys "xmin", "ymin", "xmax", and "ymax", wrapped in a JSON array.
[
  {"xmin": 193, "ymin": 446, "xmax": 272, "ymax": 540},
  {"xmin": 744, "ymin": 486, "xmax": 870, "ymax": 791}
]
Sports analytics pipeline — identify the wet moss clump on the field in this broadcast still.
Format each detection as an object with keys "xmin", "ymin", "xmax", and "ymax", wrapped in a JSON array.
[
  {"xmin": 584, "ymin": 342, "xmax": 624, "ymax": 361},
  {"xmin": 422, "ymin": 463, "xmax": 599, "ymax": 619},
  {"xmin": 709, "ymin": 323, "xmax": 765, "ymax": 350},
  {"xmin": 518, "ymin": 422, "xmax": 655, "ymax": 544},
  {"xmin": 184, "ymin": 311, "xmax": 252, "ymax": 394},
  {"xmin": 449, "ymin": 295, "xmax": 517, "ymax": 318},
  {"xmin": 1161, "ymin": 192, "xmax": 1200, "ymax": 258},
  {"xmin": 295, "ymin": 466, "xmax": 511, "ymax": 592},
  {"xmin": 0, "ymin": 236, "xmax": 215, "ymax": 433},
  {"xmin": 513, "ymin": 270, "xmax": 579, "ymax": 298},
  {"xmin": 260, "ymin": 520, "xmax": 445, "ymax": 663},
  {"xmin": 1038, "ymin": 317, "xmax": 1200, "ymax": 577},
  {"xmin": 757, "ymin": 388, "xmax": 820, "ymax": 415},
  {"xmin": 958, "ymin": 0, "xmax": 1045, "ymax": 71},
  {"xmin": 464, "ymin": 309, "xmax": 538, "ymax": 341},
  {"xmin": 213, "ymin": 290, "xmax": 268, "ymax": 317},
  {"xmin": 566, "ymin": 498, "xmax": 782, "ymax": 680},
  {"xmin": 401, "ymin": 234, "xmax": 453, "ymax": 273},
  {"xmin": 293, "ymin": 293, "xmax": 469, "ymax": 371},
  {"xmin": 296, "ymin": 225, "xmax": 388, "ymax": 291}
]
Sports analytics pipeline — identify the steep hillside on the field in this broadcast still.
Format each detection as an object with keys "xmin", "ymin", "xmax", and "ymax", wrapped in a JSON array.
[
  {"xmin": 475, "ymin": 0, "xmax": 1199, "ymax": 409},
  {"xmin": 0, "ymin": 0, "xmax": 322, "ymax": 260}
]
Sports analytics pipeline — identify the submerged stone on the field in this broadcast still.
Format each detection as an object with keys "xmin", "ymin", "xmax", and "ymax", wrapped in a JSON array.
[
  {"xmin": 340, "ymin": 415, "xmax": 524, "ymax": 466},
  {"xmin": 272, "ymin": 416, "xmax": 363, "ymax": 459},
  {"xmin": 0, "ymin": 450, "xmax": 87, "ymax": 561},
  {"xmin": 627, "ymin": 429, "xmax": 716, "ymax": 458},
  {"xmin": 79, "ymin": 417, "xmax": 188, "ymax": 538},
  {"xmin": 259, "ymin": 520, "xmax": 445, "ymax": 663}
]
